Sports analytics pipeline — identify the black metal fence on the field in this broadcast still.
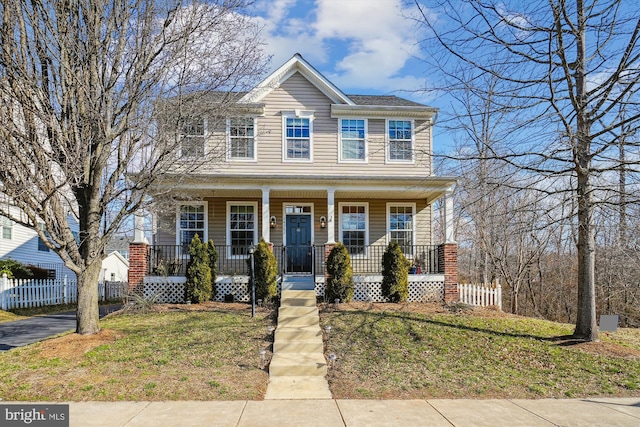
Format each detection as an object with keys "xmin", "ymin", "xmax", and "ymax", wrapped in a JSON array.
[{"xmin": 147, "ymin": 244, "xmax": 440, "ymax": 276}]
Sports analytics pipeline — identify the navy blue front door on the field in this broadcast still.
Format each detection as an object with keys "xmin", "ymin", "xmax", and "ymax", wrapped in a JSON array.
[{"xmin": 286, "ymin": 215, "xmax": 312, "ymax": 273}]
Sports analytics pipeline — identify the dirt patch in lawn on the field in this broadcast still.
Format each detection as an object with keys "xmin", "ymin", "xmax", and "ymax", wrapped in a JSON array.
[
  {"xmin": 38, "ymin": 328, "xmax": 123, "ymax": 361},
  {"xmin": 572, "ymin": 340, "xmax": 640, "ymax": 359}
]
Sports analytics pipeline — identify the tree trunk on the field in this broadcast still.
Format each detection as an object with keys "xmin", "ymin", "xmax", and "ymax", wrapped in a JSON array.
[
  {"xmin": 76, "ymin": 258, "xmax": 102, "ymax": 335},
  {"xmin": 573, "ymin": 170, "xmax": 598, "ymax": 341}
]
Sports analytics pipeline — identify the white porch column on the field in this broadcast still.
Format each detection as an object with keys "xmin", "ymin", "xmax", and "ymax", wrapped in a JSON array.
[
  {"xmin": 326, "ymin": 188, "xmax": 336, "ymax": 244},
  {"xmin": 444, "ymin": 190, "xmax": 456, "ymax": 243},
  {"xmin": 133, "ymin": 211, "xmax": 149, "ymax": 244},
  {"xmin": 261, "ymin": 187, "xmax": 270, "ymax": 243}
]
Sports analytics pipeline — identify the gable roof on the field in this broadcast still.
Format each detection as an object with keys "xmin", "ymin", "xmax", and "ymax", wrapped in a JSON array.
[
  {"xmin": 347, "ymin": 95, "xmax": 427, "ymax": 107},
  {"xmin": 240, "ymin": 54, "xmax": 354, "ymax": 105}
]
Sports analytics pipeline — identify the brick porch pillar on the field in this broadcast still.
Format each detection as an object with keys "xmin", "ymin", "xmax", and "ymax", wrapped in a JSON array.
[
  {"xmin": 439, "ymin": 243, "xmax": 458, "ymax": 304},
  {"xmin": 128, "ymin": 242, "xmax": 149, "ymax": 292}
]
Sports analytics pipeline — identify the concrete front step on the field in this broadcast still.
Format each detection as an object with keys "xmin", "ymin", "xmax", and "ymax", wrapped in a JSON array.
[
  {"xmin": 277, "ymin": 314, "xmax": 320, "ymax": 327},
  {"xmin": 280, "ymin": 297, "xmax": 317, "ymax": 307},
  {"xmin": 275, "ymin": 326, "xmax": 323, "ymax": 342},
  {"xmin": 278, "ymin": 305, "xmax": 318, "ymax": 316},
  {"xmin": 264, "ymin": 376, "xmax": 332, "ymax": 400},
  {"xmin": 273, "ymin": 339, "xmax": 324, "ymax": 354},
  {"xmin": 281, "ymin": 290, "xmax": 317, "ymax": 299},
  {"xmin": 269, "ymin": 352, "xmax": 327, "ymax": 377}
]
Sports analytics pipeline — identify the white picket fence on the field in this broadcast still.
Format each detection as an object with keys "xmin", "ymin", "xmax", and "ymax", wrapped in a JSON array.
[
  {"xmin": 458, "ymin": 282, "xmax": 502, "ymax": 310},
  {"xmin": 0, "ymin": 274, "xmax": 126, "ymax": 310}
]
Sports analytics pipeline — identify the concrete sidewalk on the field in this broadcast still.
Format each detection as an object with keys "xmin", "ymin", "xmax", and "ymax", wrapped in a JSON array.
[
  {"xmin": 0, "ymin": 305, "xmax": 121, "ymax": 351},
  {"xmin": 6, "ymin": 397, "xmax": 635, "ymax": 426}
]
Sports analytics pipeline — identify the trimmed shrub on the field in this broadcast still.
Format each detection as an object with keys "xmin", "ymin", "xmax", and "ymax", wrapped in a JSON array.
[
  {"xmin": 0, "ymin": 258, "xmax": 33, "ymax": 279},
  {"xmin": 184, "ymin": 234, "xmax": 212, "ymax": 303},
  {"xmin": 206, "ymin": 240, "xmax": 218, "ymax": 300},
  {"xmin": 246, "ymin": 239, "xmax": 278, "ymax": 303},
  {"xmin": 381, "ymin": 241, "xmax": 410, "ymax": 302},
  {"xmin": 325, "ymin": 242, "xmax": 354, "ymax": 302}
]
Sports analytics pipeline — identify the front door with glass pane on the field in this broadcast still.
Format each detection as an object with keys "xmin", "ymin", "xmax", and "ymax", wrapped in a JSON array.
[{"xmin": 286, "ymin": 215, "xmax": 312, "ymax": 273}]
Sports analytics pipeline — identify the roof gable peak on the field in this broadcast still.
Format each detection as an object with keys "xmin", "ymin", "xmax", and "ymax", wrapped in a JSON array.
[{"xmin": 240, "ymin": 54, "xmax": 354, "ymax": 105}]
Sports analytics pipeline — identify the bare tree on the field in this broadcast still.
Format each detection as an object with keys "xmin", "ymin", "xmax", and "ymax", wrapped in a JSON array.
[
  {"xmin": 417, "ymin": 0, "xmax": 640, "ymax": 341},
  {"xmin": 0, "ymin": 0, "xmax": 267, "ymax": 334}
]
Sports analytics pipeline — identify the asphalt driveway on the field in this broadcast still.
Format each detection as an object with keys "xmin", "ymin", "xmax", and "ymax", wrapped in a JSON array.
[{"xmin": 0, "ymin": 305, "xmax": 120, "ymax": 351}]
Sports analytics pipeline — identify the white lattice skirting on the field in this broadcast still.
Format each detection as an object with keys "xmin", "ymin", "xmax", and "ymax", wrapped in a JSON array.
[{"xmin": 144, "ymin": 274, "xmax": 445, "ymax": 304}]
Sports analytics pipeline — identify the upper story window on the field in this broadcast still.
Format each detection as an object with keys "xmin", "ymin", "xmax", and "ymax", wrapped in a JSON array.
[
  {"xmin": 37, "ymin": 223, "xmax": 50, "ymax": 252},
  {"xmin": 228, "ymin": 118, "xmax": 256, "ymax": 160},
  {"xmin": 387, "ymin": 119, "xmax": 413, "ymax": 162},
  {"xmin": 176, "ymin": 203, "xmax": 207, "ymax": 249},
  {"xmin": 339, "ymin": 203, "xmax": 368, "ymax": 256},
  {"xmin": 180, "ymin": 119, "xmax": 206, "ymax": 159},
  {"xmin": 339, "ymin": 119, "xmax": 367, "ymax": 162},
  {"xmin": 1, "ymin": 216, "xmax": 12, "ymax": 240},
  {"xmin": 283, "ymin": 111, "xmax": 313, "ymax": 161},
  {"xmin": 388, "ymin": 203, "xmax": 415, "ymax": 256}
]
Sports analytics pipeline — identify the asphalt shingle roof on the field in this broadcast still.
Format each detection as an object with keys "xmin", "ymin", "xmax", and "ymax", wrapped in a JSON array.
[{"xmin": 347, "ymin": 94, "xmax": 427, "ymax": 107}]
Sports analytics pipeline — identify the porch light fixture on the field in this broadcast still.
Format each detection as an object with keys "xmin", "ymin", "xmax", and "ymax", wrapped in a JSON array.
[
  {"xmin": 320, "ymin": 216, "xmax": 327, "ymax": 228},
  {"xmin": 270, "ymin": 215, "xmax": 277, "ymax": 228}
]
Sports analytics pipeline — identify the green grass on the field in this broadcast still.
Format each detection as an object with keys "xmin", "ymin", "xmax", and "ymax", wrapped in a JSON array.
[
  {"xmin": 322, "ymin": 306, "xmax": 640, "ymax": 399},
  {"xmin": 0, "ymin": 307, "xmax": 273, "ymax": 401}
]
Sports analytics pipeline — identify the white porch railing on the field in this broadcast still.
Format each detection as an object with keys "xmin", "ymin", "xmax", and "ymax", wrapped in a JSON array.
[
  {"xmin": 0, "ymin": 274, "xmax": 127, "ymax": 310},
  {"xmin": 458, "ymin": 282, "xmax": 502, "ymax": 310}
]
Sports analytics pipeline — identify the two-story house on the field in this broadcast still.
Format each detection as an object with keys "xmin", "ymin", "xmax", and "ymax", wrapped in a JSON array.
[{"xmin": 134, "ymin": 54, "xmax": 458, "ymax": 303}]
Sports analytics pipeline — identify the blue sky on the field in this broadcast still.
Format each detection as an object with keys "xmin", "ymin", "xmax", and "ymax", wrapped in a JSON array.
[{"xmin": 250, "ymin": 0, "xmax": 434, "ymax": 101}]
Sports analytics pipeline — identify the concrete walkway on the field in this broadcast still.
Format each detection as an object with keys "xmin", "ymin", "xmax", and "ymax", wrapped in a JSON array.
[
  {"xmin": 3, "ymin": 397, "xmax": 637, "ymax": 426},
  {"xmin": 0, "ymin": 305, "xmax": 121, "ymax": 351}
]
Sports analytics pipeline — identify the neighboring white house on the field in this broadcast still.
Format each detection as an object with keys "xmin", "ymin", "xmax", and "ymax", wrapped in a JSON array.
[
  {"xmin": 0, "ymin": 206, "xmax": 78, "ymax": 280},
  {"xmin": 100, "ymin": 251, "xmax": 129, "ymax": 282}
]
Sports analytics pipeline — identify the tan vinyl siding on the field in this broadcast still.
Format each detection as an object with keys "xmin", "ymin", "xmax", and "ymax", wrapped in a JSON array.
[{"xmin": 191, "ymin": 72, "xmax": 432, "ymax": 177}]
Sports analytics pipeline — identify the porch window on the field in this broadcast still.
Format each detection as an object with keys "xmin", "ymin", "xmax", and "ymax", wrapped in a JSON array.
[
  {"xmin": 387, "ymin": 119, "xmax": 413, "ymax": 162},
  {"xmin": 180, "ymin": 118, "xmax": 205, "ymax": 158},
  {"xmin": 339, "ymin": 203, "xmax": 368, "ymax": 256},
  {"xmin": 228, "ymin": 118, "xmax": 255, "ymax": 160},
  {"xmin": 339, "ymin": 119, "xmax": 366, "ymax": 162},
  {"xmin": 388, "ymin": 204, "xmax": 415, "ymax": 255},
  {"xmin": 0, "ymin": 216, "xmax": 12, "ymax": 240},
  {"xmin": 177, "ymin": 203, "xmax": 207, "ymax": 249},
  {"xmin": 227, "ymin": 202, "xmax": 257, "ymax": 257},
  {"xmin": 283, "ymin": 112, "xmax": 313, "ymax": 161}
]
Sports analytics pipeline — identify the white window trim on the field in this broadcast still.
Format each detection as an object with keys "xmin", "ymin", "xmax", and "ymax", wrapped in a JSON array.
[
  {"xmin": 281, "ymin": 203, "xmax": 315, "ymax": 246},
  {"xmin": 0, "ymin": 216, "xmax": 13, "ymax": 240},
  {"xmin": 179, "ymin": 118, "xmax": 208, "ymax": 159},
  {"xmin": 385, "ymin": 118, "xmax": 415, "ymax": 164},
  {"xmin": 282, "ymin": 110, "xmax": 314, "ymax": 163},
  {"xmin": 175, "ymin": 201, "xmax": 209, "ymax": 246},
  {"xmin": 226, "ymin": 117, "xmax": 257, "ymax": 162},
  {"xmin": 226, "ymin": 201, "xmax": 259, "ymax": 259},
  {"xmin": 338, "ymin": 202, "xmax": 369, "ymax": 258},
  {"xmin": 386, "ymin": 202, "xmax": 416, "ymax": 257},
  {"xmin": 338, "ymin": 118, "xmax": 368, "ymax": 163}
]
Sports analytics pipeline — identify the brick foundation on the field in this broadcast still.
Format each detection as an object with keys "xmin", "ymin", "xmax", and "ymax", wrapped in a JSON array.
[{"xmin": 438, "ymin": 243, "xmax": 458, "ymax": 304}]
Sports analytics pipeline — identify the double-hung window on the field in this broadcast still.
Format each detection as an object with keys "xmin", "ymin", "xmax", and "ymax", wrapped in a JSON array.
[
  {"xmin": 283, "ymin": 112, "xmax": 313, "ymax": 161},
  {"xmin": 177, "ymin": 203, "xmax": 207, "ymax": 250},
  {"xmin": 227, "ymin": 202, "xmax": 257, "ymax": 257},
  {"xmin": 339, "ymin": 203, "xmax": 368, "ymax": 256},
  {"xmin": 339, "ymin": 119, "xmax": 366, "ymax": 162},
  {"xmin": 180, "ymin": 119, "xmax": 205, "ymax": 158},
  {"xmin": 388, "ymin": 204, "xmax": 415, "ymax": 256},
  {"xmin": 37, "ymin": 223, "xmax": 49, "ymax": 252},
  {"xmin": 0, "ymin": 216, "xmax": 12, "ymax": 240},
  {"xmin": 228, "ymin": 118, "xmax": 256, "ymax": 160},
  {"xmin": 387, "ymin": 119, "xmax": 413, "ymax": 161}
]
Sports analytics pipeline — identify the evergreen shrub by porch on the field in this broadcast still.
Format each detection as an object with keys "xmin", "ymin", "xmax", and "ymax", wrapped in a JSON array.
[
  {"xmin": 207, "ymin": 240, "xmax": 218, "ymax": 300},
  {"xmin": 246, "ymin": 239, "xmax": 277, "ymax": 303},
  {"xmin": 185, "ymin": 234, "xmax": 212, "ymax": 303},
  {"xmin": 381, "ymin": 241, "xmax": 410, "ymax": 302},
  {"xmin": 326, "ymin": 242, "xmax": 354, "ymax": 302}
]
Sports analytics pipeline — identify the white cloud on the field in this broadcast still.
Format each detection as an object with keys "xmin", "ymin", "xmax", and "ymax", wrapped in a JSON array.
[{"xmin": 251, "ymin": 0, "xmax": 430, "ymax": 95}]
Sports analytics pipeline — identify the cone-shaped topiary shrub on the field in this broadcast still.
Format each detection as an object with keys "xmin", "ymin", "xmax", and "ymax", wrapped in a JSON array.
[
  {"xmin": 246, "ymin": 239, "xmax": 278, "ymax": 303},
  {"xmin": 185, "ymin": 234, "xmax": 212, "ymax": 303},
  {"xmin": 381, "ymin": 241, "xmax": 410, "ymax": 302},
  {"xmin": 326, "ymin": 242, "xmax": 354, "ymax": 302},
  {"xmin": 206, "ymin": 240, "xmax": 218, "ymax": 300}
]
